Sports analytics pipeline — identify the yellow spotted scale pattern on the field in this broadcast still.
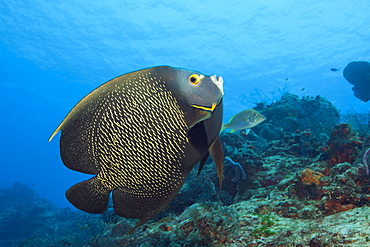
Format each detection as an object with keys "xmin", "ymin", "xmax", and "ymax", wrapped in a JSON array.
[
  {"xmin": 93, "ymin": 72, "xmax": 188, "ymax": 196},
  {"xmin": 60, "ymin": 70, "xmax": 189, "ymax": 200}
]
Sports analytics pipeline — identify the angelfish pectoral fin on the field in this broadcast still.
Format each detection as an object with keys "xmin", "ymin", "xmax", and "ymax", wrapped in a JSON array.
[
  {"xmin": 209, "ymin": 136, "xmax": 224, "ymax": 191},
  {"xmin": 188, "ymin": 109, "xmax": 212, "ymax": 128}
]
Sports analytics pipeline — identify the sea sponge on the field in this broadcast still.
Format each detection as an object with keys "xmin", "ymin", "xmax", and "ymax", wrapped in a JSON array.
[
  {"xmin": 299, "ymin": 168, "xmax": 324, "ymax": 185},
  {"xmin": 324, "ymin": 201, "xmax": 354, "ymax": 214}
]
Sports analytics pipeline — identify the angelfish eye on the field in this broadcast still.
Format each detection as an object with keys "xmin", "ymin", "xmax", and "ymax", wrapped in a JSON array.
[{"xmin": 189, "ymin": 74, "xmax": 201, "ymax": 85}]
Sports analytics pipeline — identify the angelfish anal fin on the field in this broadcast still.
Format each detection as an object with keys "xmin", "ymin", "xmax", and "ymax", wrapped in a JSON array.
[
  {"xmin": 196, "ymin": 152, "xmax": 210, "ymax": 179},
  {"xmin": 209, "ymin": 136, "xmax": 224, "ymax": 191}
]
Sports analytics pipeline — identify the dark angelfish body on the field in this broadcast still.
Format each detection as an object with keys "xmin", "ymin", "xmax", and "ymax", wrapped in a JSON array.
[{"xmin": 49, "ymin": 66, "xmax": 224, "ymax": 232}]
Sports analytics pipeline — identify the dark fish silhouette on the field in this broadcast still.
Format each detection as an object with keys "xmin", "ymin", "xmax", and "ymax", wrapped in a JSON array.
[
  {"xmin": 330, "ymin": 68, "xmax": 339, "ymax": 72},
  {"xmin": 49, "ymin": 66, "xmax": 224, "ymax": 232},
  {"xmin": 343, "ymin": 61, "xmax": 370, "ymax": 102}
]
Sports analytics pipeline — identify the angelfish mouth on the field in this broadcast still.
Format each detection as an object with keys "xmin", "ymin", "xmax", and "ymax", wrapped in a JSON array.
[
  {"xmin": 190, "ymin": 102, "xmax": 217, "ymax": 112},
  {"xmin": 210, "ymin": 75, "xmax": 224, "ymax": 96}
]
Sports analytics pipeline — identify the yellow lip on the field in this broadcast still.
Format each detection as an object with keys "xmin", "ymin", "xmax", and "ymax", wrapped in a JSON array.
[{"xmin": 190, "ymin": 102, "xmax": 217, "ymax": 112}]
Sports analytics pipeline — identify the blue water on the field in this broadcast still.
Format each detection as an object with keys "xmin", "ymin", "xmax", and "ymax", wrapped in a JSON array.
[{"xmin": 0, "ymin": 0, "xmax": 369, "ymax": 208}]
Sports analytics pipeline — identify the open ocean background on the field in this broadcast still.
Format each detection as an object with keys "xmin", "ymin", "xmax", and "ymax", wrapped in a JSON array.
[{"xmin": 0, "ymin": 0, "xmax": 369, "ymax": 208}]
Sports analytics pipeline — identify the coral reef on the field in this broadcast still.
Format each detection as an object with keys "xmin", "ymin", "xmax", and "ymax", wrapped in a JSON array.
[
  {"xmin": 299, "ymin": 168, "xmax": 324, "ymax": 185},
  {"xmin": 224, "ymin": 157, "xmax": 247, "ymax": 183},
  {"xmin": 257, "ymin": 93, "xmax": 340, "ymax": 137},
  {"xmin": 324, "ymin": 123, "xmax": 363, "ymax": 166},
  {"xmin": 0, "ymin": 182, "xmax": 89, "ymax": 247},
  {"xmin": 5, "ymin": 93, "xmax": 370, "ymax": 246},
  {"xmin": 340, "ymin": 108, "xmax": 370, "ymax": 137},
  {"xmin": 363, "ymin": 147, "xmax": 370, "ymax": 174}
]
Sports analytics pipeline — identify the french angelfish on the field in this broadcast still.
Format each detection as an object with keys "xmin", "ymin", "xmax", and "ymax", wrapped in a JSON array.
[
  {"xmin": 49, "ymin": 66, "xmax": 224, "ymax": 232},
  {"xmin": 220, "ymin": 109, "xmax": 266, "ymax": 133}
]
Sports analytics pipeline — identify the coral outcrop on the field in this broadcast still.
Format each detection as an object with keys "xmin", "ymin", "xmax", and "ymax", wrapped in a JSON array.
[{"xmin": 5, "ymin": 93, "xmax": 370, "ymax": 247}]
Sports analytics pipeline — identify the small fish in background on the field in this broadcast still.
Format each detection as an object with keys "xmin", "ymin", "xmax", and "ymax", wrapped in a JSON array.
[
  {"xmin": 49, "ymin": 66, "xmax": 225, "ymax": 233},
  {"xmin": 330, "ymin": 68, "xmax": 339, "ymax": 72},
  {"xmin": 220, "ymin": 109, "xmax": 266, "ymax": 133}
]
